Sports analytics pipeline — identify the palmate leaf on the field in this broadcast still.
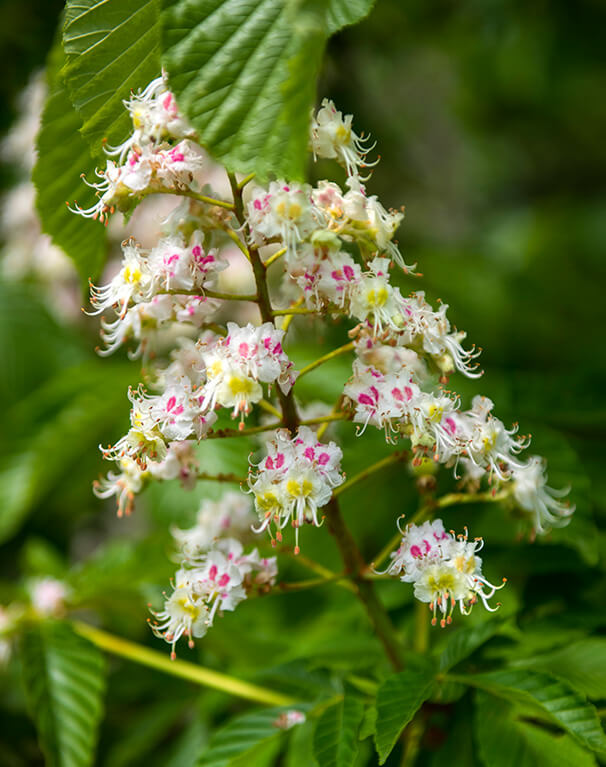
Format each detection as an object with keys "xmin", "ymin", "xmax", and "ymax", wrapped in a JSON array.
[
  {"xmin": 437, "ymin": 617, "xmax": 508, "ymax": 672},
  {"xmin": 459, "ymin": 669, "xmax": 606, "ymax": 755},
  {"xmin": 374, "ymin": 667, "xmax": 435, "ymax": 764},
  {"xmin": 20, "ymin": 621, "xmax": 106, "ymax": 767},
  {"xmin": 312, "ymin": 695, "xmax": 365, "ymax": 767},
  {"xmin": 62, "ymin": 0, "xmax": 162, "ymax": 159},
  {"xmin": 196, "ymin": 706, "xmax": 306, "ymax": 766},
  {"xmin": 33, "ymin": 47, "xmax": 107, "ymax": 283},
  {"xmin": 474, "ymin": 692, "xmax": 597, "ymax": 767},
  {"xmin": 161, "ymin": 0, "xmax": 376, "ymax": 180},
  {"xmin": 510, "ymin": 639, "xmax": 606, "ymax": 701}
]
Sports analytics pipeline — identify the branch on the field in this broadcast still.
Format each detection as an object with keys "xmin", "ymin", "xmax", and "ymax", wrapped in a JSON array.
[
  {"xmin": 297, "ymin": 342, "xmax": 355, "ymax": 379},
  {"xmin": 333, "ymin": 451, "xmax": 408, "ymax": 499},
  {"xmin": 160, "ymin": 188, "xmax": 234, "ymax": 210},
  {"xmin": 161, "ymin": 288, "xmax": 258, "ymax": 302},
  {"xmin": 272, "ymin": 307, "xmax": 319, "ymax": 317},
  {"xmin": 264, "ymin": 247, "xmax": 287, "ymax": 268},
  {"xmin": 197, "ymin": 471, "xmax": 247, "ymax": 483},
  {"xmin": 72, "ymin": 621, "xmax": 296, "ymax": 706}
]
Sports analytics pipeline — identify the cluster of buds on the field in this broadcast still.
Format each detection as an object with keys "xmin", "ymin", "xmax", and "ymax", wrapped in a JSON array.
[{"xmin": 383, "ymin": 519, "xmax": 506, "ymax": 626}]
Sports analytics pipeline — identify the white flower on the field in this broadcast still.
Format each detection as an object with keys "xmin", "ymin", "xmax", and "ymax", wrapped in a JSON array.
[
  {"xmin": 384, "ymin": 519, "xmax": 506, "ymax": 626},
  {"xmin": 93, "ymin": 456, "xmax": 148, "ymax": 517},
  {"xmin": 155, "ymin": 140, "xmax": 204, "ymax": 186},
  {"xmin": 349, "ymin": 257, "xmax": 406, "ymax": 332},
  {"xmin": 249, "ymin": 427, "xmax": 344, "ymax": 552},
  {"xmin": 150, "ymin": 568, "xmax": 210, "ymax": 659},
  {"xmin": 247, "ymin": 181, "xmax": 322, "ymax": 258},
  {"xmin": 273, "ymin": 710, "xmax": 307, "ymax": 729},
  {"xmin": 29, "ymin": 578, "xmax": 70, "ymax": 616},
  {"xmin": 465, "ymin": 396, "xmax": 530, "ymax": 480},
  {"xmin": 343, "ymin": 178, "xmax": 410, "ymax": 271},
  {"xmin": 509, "ymin": 456, "xmax": 574, "ymax": 535},
  {"xmin": 173, "ymin": 492, "xmax": 254, "ymax": 562},
  {"xmin": 398, "ymin": 292, "xmax": 482, "ymax": 379},
  {"xmin": 148, "ymin": 440, "xmax": 201, "ymax": 487},
  {"xmin": 344, "ymin": 360, "xmax": 421, "ymax": 441},
  {"xmin": 106, "ymin": 74, "xmax": 195, "ymax": 163},
  {"xmin": 311, "ymin": 99, "xmax": 377, "ymax": 179},
  {"xmin": 151, "ymin": 538, "xmax": 277, "ymax": 657},
  {"xmin": 199, "ymin": 322, "xmax": 297, "ymax": 424},
  {"xmin": 88, "ymin": 239, "xmax": 153, "ymax": 317}
]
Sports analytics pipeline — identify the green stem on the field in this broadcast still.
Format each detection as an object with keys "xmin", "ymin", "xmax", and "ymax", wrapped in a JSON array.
[
  {"xmin": 161, "ymin": 188, "xmax": 234, "ymax": 211},
  {"xmin": 228, "ymin": 172, "xmax": 299, "ymax": 433},
  {"xmin": 333, "ymin": 452, "xmax": 407, "ymax": 499},
  {"xmin": 223, "ymin": 227, "xmax": 250, "ymax": 260},
  {"xmin": 278, "ymin": 573, "xmax": 348, "ymax": 592},
  {"xmin": 264, "ymin": 247, "xmax": 287, "ymax": 267},
  {"xmin": 227, "ymin": 172, "xmax": 401, "ymax": 669},
  {"xmin": 197, "ymin": 471, "xmax": 247, "ymax": 484},
  {"xmin": 72, "ymin": 621, "xmax": 296, "ymax": 706},
  {"xmin": 372, "ymin": 489, "xmax": 508, "ymax": 569},
  {"xmin": 297, "ymin": 342, "xmax": 355, "ymax": 379},
  {"xmin": 272, "ymin": 307, "xmax": 318, "ymax": 317},
  {"xmin": 434, "ymin": 489, "xmax": 509, "ymax": 509},
  {"xmin": 206, "ymin": 422, "xmax": 282, "ymax": 439},
  {"xmin": 401, "ymin": 714, "xmax": 425, "ymax": 767},
  {"xmin": 280, "ymin": 298, "xmax": 305, "ymax": 335},
  {"xmin": 258, "ymin": 398, "xmax": 282, "ymax": 419},
  {"xmin": 237, "ymin": 172, "xmax": 256, "ymax": 189},
  {"xmin": 163, "ymin": 288, "xmax": 258, "ymax": 302}
]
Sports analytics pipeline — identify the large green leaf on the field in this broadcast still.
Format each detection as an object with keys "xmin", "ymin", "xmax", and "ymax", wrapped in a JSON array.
[
  {"xmin": 20, "ymin": 621, "xmax": 106, "ymax": 767},
  {"xmin": 62, "ymin": 0, "xmax": 161, "ymax": 158},
  {"xmin": 0, "ymin": 362, "xmax": 133, "ymax": 544},
  {"xmin": 474, "ymin": 692, "xmax": 596, "ymax": 767},
  {"xmin": 313, "ymin": 695, "xmax": 365, "ymax": 767},
  {"xmin": 197, "ymin": 706, "xmax": 304, "ymax": 766},
  {"xmin": 161, "ymin": 0, "xmax": 375, "ymax": 180},
  {"xmin": 33, "ymin": 53, "xmax": 107, "ymax": 282},
  {"xmin": 511, "ymin": 639, "xmax": 606, "ymax": 701},
  {"xmin": 374, "ymin": 667, "xmax": 435, "ymax": 764},
  {"xmin": 457, "ymin": 669, "xmax": 606, "ymax": 755},
  {"xmin": 437, "ymin": 618, "xmax": 507, "ymax": 673}
]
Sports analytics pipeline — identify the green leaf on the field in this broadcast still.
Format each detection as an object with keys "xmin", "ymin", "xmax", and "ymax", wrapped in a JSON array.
[
  {"xmin": 313, "ymin": 695, "xmax": 364, "ymax": 767},
  {"xmin": 474, "ymin": 692, "xmax": 597, "ymax": 767},
  {"xmin": 358, "ymin": 705, "xmax": 377, "ymax": 741},
  {"xmin": 437, "ymin": 617, "xmax": 507, "ymax": 672},
  {"xmin": 457, "ymin": 669, "xmax": 606, "ymax": 755},
  {"xmin": 511, "ymin": 639, "xmax": 606, "ymax": 701},
  {"xmin": 33, "ymin": 54, "xmax": 107, "ymax": 282},
  {"xmin": 324, "ymin": 0, "xmax": 377, "ymax": 33},
  {"xmin": 62, "ymin": 0, "xmax": 161, "ymax": 158},
  {"xmin": 374, "ymin": 668, "xmax": 435, "ymax": 764},
  {"xmin": 0, "ymin": 362, "xmax": 133, "ymax": 544},
  {"xmin": 196, "ymin": 706, "xmax": 304, "ymax": 766},
  {"xmin": 20, "ymin": 621, "xmax": 106, "ymax": 767},
  {"xmin": 161, "ymin": 0, "xmax": 375, "ymax": 180},
  {"xmin": 285, "ymin": 718, "xmax": 318, "ymax": 767}
]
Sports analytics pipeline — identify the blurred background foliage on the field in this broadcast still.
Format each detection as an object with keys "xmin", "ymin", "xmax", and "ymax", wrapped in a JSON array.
[{"xmin": 0, "ymin": 0, "xmax": 604, "ymax": 765}]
